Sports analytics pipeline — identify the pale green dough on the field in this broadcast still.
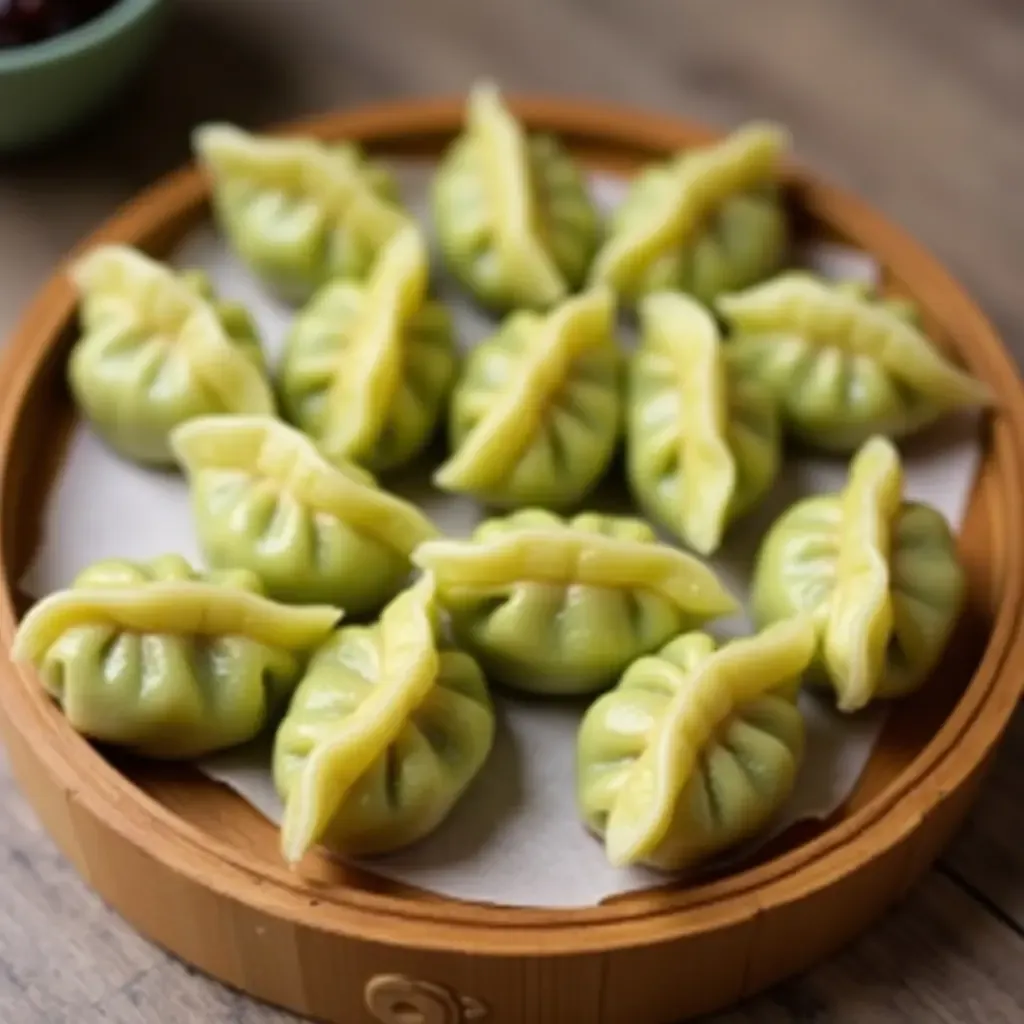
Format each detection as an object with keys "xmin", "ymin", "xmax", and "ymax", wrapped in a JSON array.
[
  {"xmin": 172, "ymin": 415, "xmax": 439, "ymax": 613},
  {"xmin": 590, "ymin": 123, "xmax": 789, "ymax": 306},
  {"xmin": 12, "ymin": 555, "xmax": 341, "ymax": 759},
  {"xmin": 413, "ymin": 510, "xmax": 737, "ymax": 696},
  {"xmin": 627, "ymin": 292, "xmax": 780, "ymax": 555},
  {"xmin": 279, "ymin": 226, "xmax": 456, "ymax": 474},
  {"xmin": 577, "ymin": 619, "xmax": 812, "ymax": 870},
  {"xmin": 718, "ymin": 273, "xmax": 991, "ymax": 450},
  {"xmin": 273, "ymin": 580, "xmax": 494, "ymax": 861},
  {"xmin": 432, "ymin": 83, "xmax": 601, "ymax": 312},
  {"xmin": 751, "ymin": 437, "xmax": 967, "ymax": 711},
  {"xmin": 435, "ymin": 288, "xmax": 621, "ymax": 509},
  {"xmin": 193, "ymin": 123, "xmax": 407, "ymax": 303},
  {"xmin": 68, "ymin": 246, "xmax": 275, "ymax": 466}
]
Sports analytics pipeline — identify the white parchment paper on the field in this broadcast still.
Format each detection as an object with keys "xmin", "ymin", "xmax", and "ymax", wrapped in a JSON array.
[{"xmin": 19, "ymin": 165, "xmax": 983, "ymax": 908}]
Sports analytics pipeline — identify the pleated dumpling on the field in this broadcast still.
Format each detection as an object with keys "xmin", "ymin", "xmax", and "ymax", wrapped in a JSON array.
[
  {"xmin": 718, "ymin": 273, "xmax": 992, "ymax": 450},
  {"xmin": 12, "ymin": 555, "xmax": 341, "ymax": 759},
  {"xmin": 577, "ymin": 617, "xmax": 814, "ymax": 870},
  {"xmin": 413, "ymin": 510, "xmax": 738, "ymax": 696},
  {"xmin": 628, "ymin": 292, "xmax": 780, "ymax": 555},
  {"xmin": 171, "ymin": 415, "xmax": 439, "ymax": 612},
  {"xmin": 279, "ymin": 225, "xmax": 457, "ymax": 473},
  {"xmin": 273, "ymin": 578, "xmax": 495, "ymax": 862},
  {"xmin": 68, "ymin": 245, "xmax": 275, "ymax": 465},
  {"xmin": 590, "ymin": 123, "xmax": 789, "ymax": 305},
  {"xmin": 751, "ymin": 437, "xmax": 966, "ymax": 712},
  {"xmin": 435, "ymin": 288, "xmax": 621, "ymax": 508},
  {"xmin": 193, "ymin": 123, "xmax": 408, "ymax": 302},
  {"xmin": 432, "ymin": 83, "xmax": 601, "ymax": 311}
]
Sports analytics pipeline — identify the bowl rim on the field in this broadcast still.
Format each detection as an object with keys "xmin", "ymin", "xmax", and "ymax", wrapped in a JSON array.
[
  {"xmin": 0, "ymin": 94, "xmax": 1023, "ymax": 960},
  {"xmin": 0, "ymin": 0, "xmax": 164, "ymax": 72}
]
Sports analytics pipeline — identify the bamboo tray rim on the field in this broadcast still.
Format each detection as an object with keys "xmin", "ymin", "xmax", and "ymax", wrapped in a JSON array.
[{"xmin": 1, "ymin": 95, "xmax": 1023, "ymax": 957}]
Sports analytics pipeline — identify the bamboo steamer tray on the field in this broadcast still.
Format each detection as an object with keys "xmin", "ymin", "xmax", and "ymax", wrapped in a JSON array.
[{"xmin": 1, "ymin": 95, "xmax": 1023, "ymax": 1024}]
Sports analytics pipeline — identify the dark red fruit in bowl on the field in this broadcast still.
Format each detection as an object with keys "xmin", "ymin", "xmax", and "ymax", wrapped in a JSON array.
[{"xmin": 0, "ymin": 0, "xmax": 120, "ymax": 49}]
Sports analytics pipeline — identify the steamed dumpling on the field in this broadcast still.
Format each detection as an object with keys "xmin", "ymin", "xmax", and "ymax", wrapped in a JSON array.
[
  {"xmin": 193, "ymin": 123, "xmax": 408, "ymax": 302},
  {"xmin": 413, "ymin": 510, "xmax": 737, "ymax": 696},
  {"xmin": 628, "ymin": 291, "xmax": 780, "ymax": 555},
  {"xmin": 273, "ymin": 578, "xmax": 494, "ymax": 861},
  {"xmin": 171, "ymin": 415, "xmax": 439, "ymax": 612},
  {"xmin": 590, "ymin": 123, "xmax": 789, "ymax": 305},
  {"xmin": 718, "ymin": 273, "xmax": 991, "ymax": 450},
  {"xmin": 12, "ymin": 555, "xmax": 341, "ymax": 759},
  {"xmin": 577, "ymin": 617, "xmax": 814, "ymax": 870},
  {"xmin": 752, "ymin": 436, "xmax": 966, "ymax": 711},
  {"xmin": 279, "ymin": 225, "xmax": 457, "ymax": 473},
  {"xmin": 68, "ymin": 245, "xmax": 275, "ymax": 465},
  {"xmin": 435, "ymin": 288, "xmax": 621, "ymax": 508},
  {"xmin": 433, "ymin": 83, "xmax": 601, "ymax": 311}
]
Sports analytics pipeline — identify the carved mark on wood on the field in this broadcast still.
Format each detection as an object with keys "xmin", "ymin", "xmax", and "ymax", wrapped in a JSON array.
[{"xmin": 365, "ymin": 974, "xmax": 488, "ymax": 1024}]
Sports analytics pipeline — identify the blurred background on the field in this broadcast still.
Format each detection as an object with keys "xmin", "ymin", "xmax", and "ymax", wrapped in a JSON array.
[
  {"xmin": 1, "ymin": 1, "xmax": 1023, "ymax": 1021},
  {"xmin": 1, "ymin": 0, "xmax": 1020, "ymax": 346}
]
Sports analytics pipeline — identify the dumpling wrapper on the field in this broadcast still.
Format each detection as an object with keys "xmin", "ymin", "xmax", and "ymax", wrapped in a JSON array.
[
  {"xmin": 193, "ymin": 123, "xmax": 407, "ymax": 302},
  {"xmin": 578, "ymin": 616, "xmax": 815, "ymax": 870},
  {"xmin": 13, "ymin": 555, "xmax": 341, "ymax": 759},
  {"xmin": 628, "ymin": 291, "xmax": 780, "ymax": 555},
  {"xmin": 433, "ymin": 82, "xmax": 602, "ymax": 311},
  {"xmin": 718, "ymin": 272, "xmax": 993, "ymax": 450},
  {"xmin": 413, "ymin": 510, "xmax": 738, "ymax": 696},
  {"xmin": 68, "ymin": 245, "xmax": 275, "ymax": 465},
  {"xmin": 435, "ymin": 287, "xmax": 621, "ymax": 508},
  {"xmin": 171, "ymin": 415, "xmax": 439, "ymax": 612},
  {"xmin": 752, "ymin": 436, "xmax": 967, "ymax": 711},
  {"xmin": 274, "ymin": 577, "xmax": 494, "ymax": 862},
  {"xmin": 279, "ymin": 224, "xmax": 457, "ymax": 473},
  {"xmin": 590, "ymin": 123, "xmax": 789, "ymax": 305}
]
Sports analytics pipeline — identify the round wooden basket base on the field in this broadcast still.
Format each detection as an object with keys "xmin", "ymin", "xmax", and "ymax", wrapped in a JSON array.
[{"xmin": 1, "ymin": 97, "xmax": 1023, "ymax": 1024}]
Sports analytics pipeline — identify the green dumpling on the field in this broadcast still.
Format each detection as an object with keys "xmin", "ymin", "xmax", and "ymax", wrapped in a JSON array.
[
  {"xmin": 193, "ymin": 123, "xmax": 408, "ymax": 303},
  {"xmin": 432, "ymin": 82, "xmax": 601, "ymax": 312},
  {"xmin": 12, "ymin": 555, "xmax": 341, "ymax": 759},
  {"xmin": 279, "ymin": 225, "xmax": 457, "ymax": 473},
  {"xmin": 577, "ymin": 617, "xmax": 814, "ymax": 870},
  {"xmin": 435, "ymin": 288, "xmax": 622, "ymax": 509},
  {"xmin": 628, "ymin": 291, "xmax": 780, "ymax": 555},
  {"xmin": 751, "ymin": 436, "xmax": 966, "ymax": 711},
  {"xmin": 413, "ymin": 510, "xmax": 738, "ymax": 696},
  {"xmin": 68, "ymin": 245, "xmax": 275, "ymax": 466},
  {"xmin": 177, "ymin": 267, "xmax": 265, "ymax": 344},
  {"xmin": 590, "ymin": 123, "xmax": 789, "ymax": 306},
  {"xmin": 273, "ymin": 578, "xmax": 495, "ymax": 862},
  {"xmin": 718, "ymin": 272, "xmax": 992, "ymax": 450},
  {"xmin": 171, "ymin": 415, "xmax": 439, "ymax": 613}
]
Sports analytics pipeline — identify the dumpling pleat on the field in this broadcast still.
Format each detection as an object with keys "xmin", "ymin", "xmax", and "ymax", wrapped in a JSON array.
[
  {"xmin": 433, "ymin": 87, "xmax": 599, "ymax": 310},
  {"xmin": 557, "ymin": 586, "xmax": 645, "ymax": 677},
  {"xmin": 473, "ymin": 583, "xmax": 562, "ymax": 666},
  {"xmin": 824, "ymin": 438, "xmax": 902, "ymax": 711},
  {"xmin": 278, "ymin": 582, "xmax": 439, "ymax": 862},
  {"xmin": 435, "ymin": 289, "xmax": 618, "ymax": 504},
  {"xmin": 56, "ymin": 626, "xmax": 141, "ymax": 737},
  {"xmin": 630, "ymin": 292, "xmax": 778, "ymax": 554},
  {"xmin": 591, "ymin": 125, "xmax": 787, "ymax": 302},
  {"xmin": 718, "ymin": 273, "xmax": 990, "ymax": 448},
  {"xmin": 753, "ymin": 439, "xmax": 965, "ymax": 708},
  {"xmin": 590, "ymin": 618, "xmax": 813, "ymax": 868},
  {"xmin": 274, "ymin": 584, "xmax": 494, "ymax": 859}
]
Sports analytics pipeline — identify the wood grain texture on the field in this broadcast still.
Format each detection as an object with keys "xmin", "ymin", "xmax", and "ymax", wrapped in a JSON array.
[
  {"xmin": 5, "ymin": 96, "xmax": 1021, "ymax": 1024},
  {"xmin": 1, "ymin": 0, "xmax": 1023, "ymax": 1021}
]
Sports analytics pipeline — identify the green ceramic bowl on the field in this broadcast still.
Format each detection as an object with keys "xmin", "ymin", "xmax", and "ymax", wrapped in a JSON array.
[{"xmin": 0, "ymin": 0, "xmax": 169, "ymax": 153}]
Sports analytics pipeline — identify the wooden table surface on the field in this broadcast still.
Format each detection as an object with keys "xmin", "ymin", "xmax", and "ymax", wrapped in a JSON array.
[{"xmin": 2, "ymin": 1, "xmax": 1023, "ymax": 1021}]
